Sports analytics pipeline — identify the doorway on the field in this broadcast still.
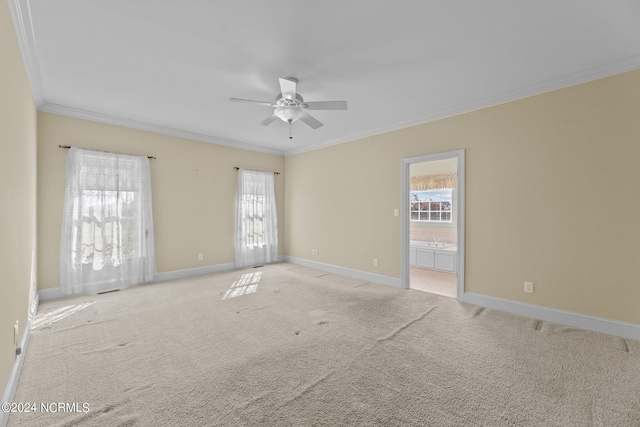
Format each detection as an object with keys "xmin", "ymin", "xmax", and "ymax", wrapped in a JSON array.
[{"xmin": 401, "ymin": 150, "xmax": 465, "ymax": 299}]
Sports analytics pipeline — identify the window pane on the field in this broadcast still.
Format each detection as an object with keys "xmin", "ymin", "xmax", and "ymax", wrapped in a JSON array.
[
  {"xmin": 409, "ymin": 188, "xmax": 453, "ymax": 222},
  {"xmin": 243, "ymin": 194, "xmax": 267, "ymax": 247}
]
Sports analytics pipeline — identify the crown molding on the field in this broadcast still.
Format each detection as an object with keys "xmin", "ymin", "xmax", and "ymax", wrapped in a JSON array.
[
  {"xmin": 38, "ymin": 48, "xmax": 640, "ymax": 159},
  {"xmin": 8, "ymin": 0, "xmax": 45, "ymax": 107},
  {"xmin": 39, "ymin": 102, "xmax": 285, "ymax": 156},
  {"xmin": 12, "ymin": 0, "xmax": 640, "ymax": 157},
  {"xmin": 284, "ymin": 54, "xmax": 640, "ymax": 156}
]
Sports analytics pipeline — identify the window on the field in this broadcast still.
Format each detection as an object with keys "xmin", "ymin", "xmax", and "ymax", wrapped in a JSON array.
[
  {"xmin": 410, "ymin": 189, "xmax": 453, "ymax": 222},
  {"xmin": 60, "ymin": 148, "xmax": 155, "ymax": 294},
  {"xmin": 235, "ymin": 169, "xmax": 278, "ymax": 267}
]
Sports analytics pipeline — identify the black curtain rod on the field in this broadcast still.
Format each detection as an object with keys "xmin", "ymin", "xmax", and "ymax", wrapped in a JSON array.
[
  {"xmin": 234, "ymin": 166, "xmax": 280, "ymax": 175},
  {"xmin": 58, "ymin": 145, "xmax": 156, "ymax": 160}
]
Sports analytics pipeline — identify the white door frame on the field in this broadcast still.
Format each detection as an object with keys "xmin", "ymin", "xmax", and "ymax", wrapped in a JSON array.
[{"xmin": 401, "ymin": 149, "xmax": 465, "ymax": 299}]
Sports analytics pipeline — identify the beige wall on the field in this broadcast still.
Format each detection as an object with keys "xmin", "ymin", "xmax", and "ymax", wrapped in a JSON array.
[
  {"xmin": 37, "ymin": 113, "xmax": 284, "ymax": 289},
  {"xmin": 0, "ymin": 0, "xmax": 38, "ymax": 395},
  {"xmin": 285, "ymin": 69, "xmax": 640, "ymax": 325}
]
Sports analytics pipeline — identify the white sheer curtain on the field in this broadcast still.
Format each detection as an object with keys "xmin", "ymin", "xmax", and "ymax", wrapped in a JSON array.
[
  {"xmin": 60, "ymin": 148, "xmax": 155, "ymax": 295},
  {"xmin": 235, "ymin": 169, "xmax": 278, "ymax": 267}
]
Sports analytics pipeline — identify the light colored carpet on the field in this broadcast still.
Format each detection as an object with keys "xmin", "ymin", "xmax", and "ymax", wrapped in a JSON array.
[{"xmin": 9, "ymin": 263, "xmax": 640, "ymax": 426}]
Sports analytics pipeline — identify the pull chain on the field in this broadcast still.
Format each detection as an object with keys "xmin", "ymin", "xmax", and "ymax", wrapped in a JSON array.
[{"xmin": 288, "ymin": 120, "xmax": 293, "ymax": 139}]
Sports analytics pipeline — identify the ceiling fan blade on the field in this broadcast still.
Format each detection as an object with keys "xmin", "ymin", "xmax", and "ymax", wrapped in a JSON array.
[
  {"xmin": 303, "ymin": 101, "xmax": 348, "ymax": 110},
  {"xmin": 300, "ymin": 111, "xmax": 323, "ymax": 129},
  {"xmin": 260, "ymin": 114, "xmax": 279, "ymax": 126},
  {"xmin": 229, "ymin": 98, "xmax": 274, "ymax": 107},
  {"xmin": 279, "ymin": 77, "xmax": 297, "ymax": 100}
]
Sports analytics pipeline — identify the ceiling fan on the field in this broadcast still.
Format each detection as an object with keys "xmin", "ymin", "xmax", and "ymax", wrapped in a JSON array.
[{"xmin": 229, "ymin": 77, "xmax": 348, "ymax": 138}]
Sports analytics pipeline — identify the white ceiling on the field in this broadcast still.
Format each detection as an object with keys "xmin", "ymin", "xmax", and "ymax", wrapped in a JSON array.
[{"xmin": 12, "ymin": 0, "xmax": 640, "ymax": 155}]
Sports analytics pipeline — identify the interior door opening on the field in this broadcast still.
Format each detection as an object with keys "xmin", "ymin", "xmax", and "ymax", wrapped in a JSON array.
[{"xmin": 401, "ymin": 150, "xmax": 465, "ymax": 299}]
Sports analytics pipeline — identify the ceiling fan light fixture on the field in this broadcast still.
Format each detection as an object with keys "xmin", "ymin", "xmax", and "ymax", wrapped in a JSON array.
[
  {"xmin": 230, "ymin": 77, "xmax": 347, "ymax": 132},
  {"xmin": 274, "ymin": 106, "xmax": 304, "ymax": 123}
]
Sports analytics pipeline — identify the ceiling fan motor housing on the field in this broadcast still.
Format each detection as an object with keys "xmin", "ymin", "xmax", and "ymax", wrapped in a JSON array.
[
  {"xmin": 230, "ymin": 77, "xmax": 345, "ymax": 131},
  {"xmin": 275, "ymin": 93, "xmax": 306, "ymax": 122}
]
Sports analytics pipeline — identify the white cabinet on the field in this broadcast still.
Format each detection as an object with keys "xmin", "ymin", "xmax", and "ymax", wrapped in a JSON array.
[
  {"xmin": 409, "ymin": 247, "xmax": 417, "ymax": 266},
  {"xmin": 410, "ymin": 241, "xmax": 457, "ymax": 273},
  {"xmin": 434, "ymin": 251, "xmax": 455, "ymax": 273},
  {"xmin": 416, "ymin": 249, "xmax": 435, "ymax": 269}
]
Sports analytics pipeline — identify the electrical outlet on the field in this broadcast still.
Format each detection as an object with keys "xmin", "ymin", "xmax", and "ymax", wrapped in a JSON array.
[
  {"xmin": 394, "ymin": 209, "xmax": 399, "ymax": 217},
  {"xmin": 524, "ymin": 281, "xmax": 534, "ymax": 293},
  {"xmin": 373, "ymin": 259, "xmax": 379, "ymax": 267},
  {"xmin": 198, "ymin": 253, "xmax": 203, "ymax": 261},
  {"xmin": 14, "ymin": 321, "xmax": 19, "ymax": 346},
  {"xmin": 311, "ymin": 249, "xmax": 319, "ymax": 256}
]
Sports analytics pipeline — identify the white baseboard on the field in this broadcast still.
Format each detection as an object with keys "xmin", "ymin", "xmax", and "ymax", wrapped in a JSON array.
[
  {"xmin": 36, "ymin": 259, "xmax": 271, "ymax": 302},
  {"xmin": 460, "ymin": 292, "xmax": 640, "ymax": 341},
  {"xmin": 37, "ymin": 287, "xmax": 65, "ymax": 302},
  {"xmin": 1, "ymin": 293, "xmax": 39, "ymax": 427},
  {"xmin": 284, "ymin": 256, "xmax": 402, "ymax": 288},
  {"xmin": 33, "ymin": 258, "xmax": 640, "ymax": 343},
  {"xmin": 153, "ymin": 262, "xmax": 237, "ymax": 283},
  {"xmin": 153, "ymin": 256, "xmax": 290, "ymax": 281},
  {"xmin": 37, "ymin": 263, "xmax": 239, "ymax": 302},
  {"xmin": 285, "ymin": 257, "xmax": 640, "ymax": 341}
]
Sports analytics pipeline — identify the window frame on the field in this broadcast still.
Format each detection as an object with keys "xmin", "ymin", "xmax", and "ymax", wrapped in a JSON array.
[{"xmin": 410, "ymin": 188, "xmax": 454, "ymax": 224}]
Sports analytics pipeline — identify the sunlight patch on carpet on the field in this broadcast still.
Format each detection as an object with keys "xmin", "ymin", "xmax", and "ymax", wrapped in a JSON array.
[
  {"xmin": 32, "ymin": 301, "xmax": 96, "ymax": 330},
  {"xmin": 223, "ymin": 272, "xmax": 262, "ymax": 300}
]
